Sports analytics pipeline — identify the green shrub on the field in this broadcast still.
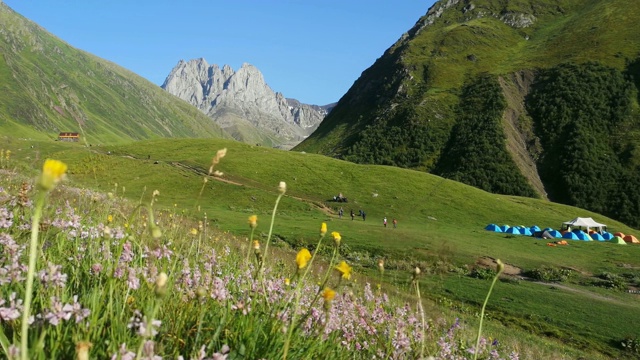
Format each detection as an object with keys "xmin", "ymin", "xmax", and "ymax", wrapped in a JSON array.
[
  {"xmin": 469, "ymin": 267, "xmax": 498, "ymax": 280},
  {"xmin": 524, "ymin": 266, "xmax": 574, "ymax": 282}
]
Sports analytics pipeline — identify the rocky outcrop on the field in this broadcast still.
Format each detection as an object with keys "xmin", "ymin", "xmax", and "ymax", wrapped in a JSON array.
[{"xmin": 161, "ymin": 58, "xmax": 331, "ymax": 148}]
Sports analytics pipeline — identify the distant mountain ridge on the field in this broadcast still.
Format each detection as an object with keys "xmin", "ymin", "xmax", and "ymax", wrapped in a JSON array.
[
  {"xmin": 161, "ymin": 59, "xmax": 333, "ymax": 149},
  {"xmin": 0, "ymin": 3, "xmax": 230, "ymax": 144},
  {"xmin": 295, "ymin": 0, "xmax": 640, "ymax": 228}
]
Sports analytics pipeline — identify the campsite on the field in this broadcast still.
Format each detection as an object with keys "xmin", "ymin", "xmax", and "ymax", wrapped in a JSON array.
[{"xmin": 485, "ymin": 217, "xmax": 639, "ymax": 245}]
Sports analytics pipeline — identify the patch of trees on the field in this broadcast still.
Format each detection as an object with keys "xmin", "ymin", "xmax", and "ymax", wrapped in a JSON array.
[
  {"xmin": 434, "ymin": 74, "xmax": 538, "ymax": 197},
  {"xmin": 527, "ymin": 62, "xmax": 640, "ymax": 227},
  {"xmin": 343, "ymin": 99, "xmax": 453, "ymax": 170}
]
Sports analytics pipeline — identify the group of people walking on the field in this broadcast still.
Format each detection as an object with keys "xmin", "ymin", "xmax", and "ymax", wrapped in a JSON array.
[
  {"xmin": 383, "ymin": 216, "xmax": 397, "ymax": 228},
  {"xmin": 338, "ymin": 207, "xmax": 397, "ymax": 228}
]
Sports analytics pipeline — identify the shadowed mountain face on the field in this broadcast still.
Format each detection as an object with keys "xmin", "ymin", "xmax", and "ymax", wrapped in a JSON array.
[
  {"xmin": 295, "ymin": 0, "xmax": 640, "ymax": 228},
  {"xmin": 161, "ymin": 59, "xmax": 333, "ymax": 149},
  {"xmin": 0, "ymin": 3, "xmax": 230, "ymax": 144}
]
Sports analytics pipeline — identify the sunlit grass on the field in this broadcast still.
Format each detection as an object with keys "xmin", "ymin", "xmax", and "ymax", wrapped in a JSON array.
[
  {"xmin": 0, "ymin": 157, "xmax": 524, "ymax": 359},
  {"xmin": 2, "ymin": 138, "xmax": 639, "ymax": 359}
]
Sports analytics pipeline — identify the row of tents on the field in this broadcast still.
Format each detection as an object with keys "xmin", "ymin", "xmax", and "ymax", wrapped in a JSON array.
[{"xmin": 484, "ymin": 224, "xmax": 639, "ymax": 245}]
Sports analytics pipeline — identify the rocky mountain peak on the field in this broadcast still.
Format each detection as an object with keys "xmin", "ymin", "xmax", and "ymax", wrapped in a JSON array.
[{"xmin": 162, "ymin": 59, "xmax": 331, "ymax": 149}]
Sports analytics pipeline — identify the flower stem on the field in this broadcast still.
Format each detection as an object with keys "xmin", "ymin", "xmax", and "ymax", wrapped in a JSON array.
[
  {"xmin": 282, "ymin": 234, "xmax": 325, "ymax": 360},
  {"xmin": 259, "ymin": 193, "xmax": 283, "ymax": 277},
  {"xmin": 473, "ymin": 264, "xmax": 504, "ymax": 360},
  {"xmin": 20, "ymin": 191, "xmax": 46, "ymax": 360},
  {"xmin": 415, "ymin": 278, "xmax": 426, "ymax": 360}
]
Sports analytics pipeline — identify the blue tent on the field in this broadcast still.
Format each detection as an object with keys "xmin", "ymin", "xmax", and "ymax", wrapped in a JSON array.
[
  {"xmin": 601, "ymin": 232, "xmax": 614, "ymax": 240},
  {"xmin": 505, "ymin": 227, "xmax": 521, "ymax": 235},
  {"xmin": 521, "ymin": 227, "xmax": 533, "ymax": 236},
  {"xmin": 500, "ymin": 225, "xmax": 510, "ymax": 232},
  {"xmin": 562, "ymin": 232, "xmax": 579, "ymax": 240},
  {"xmin": 530, "ymin": 225, "xmax": 541, "ymax": 232},
  {"xmin": 547, "ymin": 230, "xmax": 562, "ymax": 238},
  {"xmin": 485, "ymin": 224, "xmax": 502, "ymax": 232},
  {"xmin": 590, "ymin": 233, "xmax": 605, "ymax": 241},
  {"xmin": 574, "ymin": 231, "xmax": 593, "ymax": 241}
]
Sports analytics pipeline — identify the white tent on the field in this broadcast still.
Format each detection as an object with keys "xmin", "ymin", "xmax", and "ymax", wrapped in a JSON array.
[{"xmin": 561, "ymin": 217, "xmax": 607, "ymax": 233}]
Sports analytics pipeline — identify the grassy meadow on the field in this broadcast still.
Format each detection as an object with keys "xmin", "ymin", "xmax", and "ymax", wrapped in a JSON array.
[{"xmin": 1, "ymin": 136, "xmax": 640, "ymax": 359}]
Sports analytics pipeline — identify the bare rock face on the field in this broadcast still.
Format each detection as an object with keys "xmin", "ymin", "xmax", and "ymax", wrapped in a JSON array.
[{"xmin": 161, "ymin": 58, "xmax": 331, "ymax": 148}]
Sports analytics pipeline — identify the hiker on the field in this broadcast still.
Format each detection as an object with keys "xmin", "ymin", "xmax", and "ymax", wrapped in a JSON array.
[
  {"xmin": 383, "ymin": 217, "xmax": 387, "ymax": 227},
  {"xmin": 338, "ymin": 207, "xmax": 344, "ymax": 219},
  {"xmin": 362, "ymin": 211, "xmax": 366, "ymax": 221},
  {"xmin": 393, "ymin": 218, "xmax": 397, "ymax": 228},
  {"xmin": 350, "ymin": 209, "xmax": 355, "ymax": 221}
]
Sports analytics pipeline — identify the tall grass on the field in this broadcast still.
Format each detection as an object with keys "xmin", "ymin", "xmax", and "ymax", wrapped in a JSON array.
[{"xmin": 0, "ymin": 157, "xmax": 518, "ymax": 359}]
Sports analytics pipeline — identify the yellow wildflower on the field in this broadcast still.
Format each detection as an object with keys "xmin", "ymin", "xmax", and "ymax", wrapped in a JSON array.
[
  {"xmin": 321, "ymin": 287, "xmax": 336, "ymax": 310},
  {"xmin": 248, "ymin": 215, "xmax": 258, "ymax": 229},
  {"xmin": 253, "ymin": 240, "xmax": 260, "ymax": 250},
  {"xmin": 331, "ymin": 231, "xmax": 341, "ymax": 246},
  {"xmin": 284, "ymin": 278, "xmax": 291, "ymax": 286},
  {"xmin": 107, "ymin": 214, "xmax": 113, "ymax": 223},
  {"xmin": 295, "ymin": 248, "xmax": 312, "ymax": 269},
  {"xmin": 334, "ymin": 261, "xmax": 352, "ymax": 280},
  {"xmin": 38, "ymin": 159, "xmax": 67, "ymax": 191},
  {"xmin": 320, "ymin": 222, "xmax": 327, "ymax": 236},
  {"xmin": 190, "ymin": 228, "xmax": 198, "ymax": 235}
]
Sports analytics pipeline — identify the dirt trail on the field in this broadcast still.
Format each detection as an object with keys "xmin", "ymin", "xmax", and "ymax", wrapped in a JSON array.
[
  {"xmin": 169, "ymin": 161, "xmax": 335, "ymax": 216},
  {"xmin": 476, "ymin": 256, "xmax": 638, "ymax": 308}
]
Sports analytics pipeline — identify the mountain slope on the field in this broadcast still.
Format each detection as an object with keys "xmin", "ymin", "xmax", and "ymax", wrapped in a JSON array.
[
  {"xmin": 0, "ymin": 3, "xmax": 231, "ymax": 144},
  {"xmin": 295, "ymin": 0, "xmax": 640, "ymax": 227},
  {"xmin": 161, "ymin": 59, "xmax": 332, "ymax": 149}
]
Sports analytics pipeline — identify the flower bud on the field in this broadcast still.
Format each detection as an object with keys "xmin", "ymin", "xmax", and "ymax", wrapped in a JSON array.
[
  {"xmin": 75, "ymin": 341, "xmax": 92, "ymax": 360},
  {"xmin": 155, "ymin": 272, "xmax": 168, "ymax": 297},
  {"xmin": 278, "ymin": 181, "xmax": 287, "ymax": 194},
  {"xmin": 496, "ymin": 259, "xmax": 505, "ymax": 274},
  {"xmin": 151, "ymin": 225, "xmax": 162, "ymax": 239},
  {"xmin": 38, "ymin": 159, "xmax": 67, "ymax": 191},
  {"xmin": 331, "ymin": 231, "xmax": 341, "ymax": 246},
  {"xmin": 248, "ymin": 215, "xmax": 258, "ymax": 229}
]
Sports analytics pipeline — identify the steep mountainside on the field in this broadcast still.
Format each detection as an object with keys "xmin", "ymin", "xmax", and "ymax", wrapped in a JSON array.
[
  {"xmin": 0, "ymin": 3, "xmax": 231, "ymax": 144},
  {"xmin": 161, "ymin": 59, "xmax": 332, "ymax": 149},
  {"xmin": 295, "ymin": 0, "xmax": 640, "ymax": 227}
]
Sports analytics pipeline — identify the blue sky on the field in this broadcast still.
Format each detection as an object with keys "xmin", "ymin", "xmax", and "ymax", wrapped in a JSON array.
[{"xmin": 4, "ymin": 1, "xmax": 436, "ymax": 105}]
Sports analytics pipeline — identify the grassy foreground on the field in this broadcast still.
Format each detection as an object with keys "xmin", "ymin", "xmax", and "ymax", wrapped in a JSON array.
[{"xmin": 2, "ymin": 136, "xmax": 640, "ymax": 358}]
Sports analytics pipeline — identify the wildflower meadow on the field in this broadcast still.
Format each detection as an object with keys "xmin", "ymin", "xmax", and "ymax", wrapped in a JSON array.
[{"xmin": 0, "ymin": 153, "xmax": 520, "ymax": 359}]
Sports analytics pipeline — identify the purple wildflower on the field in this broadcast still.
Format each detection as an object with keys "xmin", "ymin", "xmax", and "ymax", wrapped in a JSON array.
[
  {"xmin": 64, "ymin": 295, "xmax": 90, "ymax": 323},
  {"xmin": 127, "ymin": 267, "xmax": 140, "ymax": 290},
  {"xmin": 38, "ymin": 262, "xmax": 68, "ymax": 288},
  {"xmin": 141, "ymin": 340, "xmax": 162, "ymax": 360},
  {"xmin": 0, "ymin": 207, "xmax": 13, "ymax": 228},
  {"xmin": 0, "ymin": 292, "xmax": 23, "ymax": 321},
  {"xmin": 43, "ymin": 296, "xmax": 72, "ymax": 326},
  {"xmin": 111, "ymin": 343, "xmax": 135, "ymax": 360}
]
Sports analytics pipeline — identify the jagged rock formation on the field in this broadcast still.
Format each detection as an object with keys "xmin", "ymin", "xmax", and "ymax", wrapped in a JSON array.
[{"xmin": 161, "ymin": 58, "xmax": 332, "ymax": 149}]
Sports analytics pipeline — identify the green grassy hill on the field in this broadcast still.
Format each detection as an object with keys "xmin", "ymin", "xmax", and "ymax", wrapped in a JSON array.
[
  {"xmin": 295, "ymin": 0, "xmax": 640, "ymax": 228},
  {"xmin": 0, "ymin": 3, "xmax": 231, "ymax": 144},
  {"xmin": 4, "ymin": 137, "xmax": 640, "ymax": 357}
]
